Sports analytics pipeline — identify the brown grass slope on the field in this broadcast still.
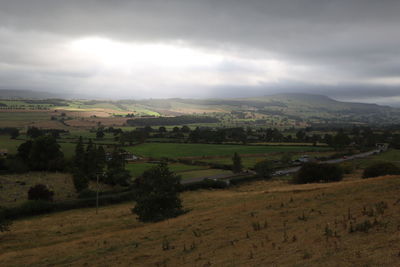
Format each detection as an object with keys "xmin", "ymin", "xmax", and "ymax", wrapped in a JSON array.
[{"xmin": 1, "ymin": 176, "xmax": 400, "ymax": 266}]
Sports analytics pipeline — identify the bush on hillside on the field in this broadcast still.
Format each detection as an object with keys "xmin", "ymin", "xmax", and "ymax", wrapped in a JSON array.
[
  {"xmin": 362, "ymin": 162, "xmax": 400, "ymax": 178},
  {"xmin": 28, "ymin": 184, "xmax": 54, "ymax": 202},
  {"xmin": 293, "ymin": 162, "xmax": 343, "ymax": 184}
]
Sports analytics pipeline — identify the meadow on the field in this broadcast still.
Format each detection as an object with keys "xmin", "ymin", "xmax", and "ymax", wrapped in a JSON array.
[{"xmin": 125, "ymin": 143, "xmax": 330, "ymax": 159}]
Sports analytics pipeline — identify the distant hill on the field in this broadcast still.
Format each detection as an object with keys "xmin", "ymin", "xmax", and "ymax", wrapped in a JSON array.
[
  {"xmin": 1, "ymin": 90, "xmax": 399, "ymax": 124},
  {"xmin": 0, "ymin": 89, "xmax": 60, "ymax": 99},
  {"xmin": 124, "ymin": 93, "xmax": 400, "ymax": 125}
]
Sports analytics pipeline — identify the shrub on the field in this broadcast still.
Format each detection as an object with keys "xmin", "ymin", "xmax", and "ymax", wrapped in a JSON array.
[
  {"xmin": 293, "ymin": 163, "xmax": 343, "ymax": 184},
  {"xmin": 28, "ymin": 184, "xmax": 54, "ymax": 201},
  {"xmin": 232, "ymin": 152, "xmax": 243, "ymax": 173},
  {"xmin": 362, "ymin": 162, "xmax": 400, "ymax": 178}
]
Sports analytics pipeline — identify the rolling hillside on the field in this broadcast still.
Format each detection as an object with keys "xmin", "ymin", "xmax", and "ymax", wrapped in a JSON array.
[{"xmin": 1, "ymin": 175, "xmax": 399, "ymax": 266}]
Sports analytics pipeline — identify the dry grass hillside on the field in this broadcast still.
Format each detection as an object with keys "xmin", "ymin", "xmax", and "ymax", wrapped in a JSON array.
[{"xmin": 1, "ymin": 175, "xmax": 400, "ymax": 266}]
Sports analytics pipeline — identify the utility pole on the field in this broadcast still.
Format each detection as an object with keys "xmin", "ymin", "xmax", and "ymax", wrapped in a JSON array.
[
  {"xmin": 96, "ymin": 172, "xmax": 99, "ymax": 214},
  {"xmin": 96, "ymin": 171, "xmax": 104, "ymax": 215}
]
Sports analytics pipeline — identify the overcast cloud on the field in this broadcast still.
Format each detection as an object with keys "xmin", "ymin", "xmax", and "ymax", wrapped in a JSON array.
[{"xmin": 0, "ymin": 0, "xmax": 399, "ymax": 104}]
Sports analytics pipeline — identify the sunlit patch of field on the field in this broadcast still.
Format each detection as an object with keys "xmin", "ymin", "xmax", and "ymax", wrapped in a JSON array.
[{"xmin": 1, "ymin": 175, "xmax": 400, "ymax": 266}]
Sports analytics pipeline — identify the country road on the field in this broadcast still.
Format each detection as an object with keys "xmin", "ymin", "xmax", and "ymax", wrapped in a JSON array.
[{"xmin": 182, "ymin": 148, "xmax": 383, "ymax": 184}]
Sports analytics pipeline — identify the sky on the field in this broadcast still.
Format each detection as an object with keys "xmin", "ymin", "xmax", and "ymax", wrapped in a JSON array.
[{"xmin": 0, "ymin": 0, "xmax": 399, "ymax": 105}]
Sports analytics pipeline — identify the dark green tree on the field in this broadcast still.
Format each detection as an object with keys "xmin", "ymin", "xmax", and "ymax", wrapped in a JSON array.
[
  {"xmin": 296, "ymin": 130, "xmax": 306, "ymax": 141},
  {"xmin": 72, "ymin": 136, "xmax": 89, "ymax": 192},
  {"xmin": 74, "ymin": 136, "xmax": 85, "ymax": 170},
  {"xmin": 181, "ymin": 125, "xmax": 190, "ymax": 133},
  {"xmin": 10, "ymin": 128, "xmax": 19, "ymax": 139},
  {"xmin": 105, "ymin": 148, "xmax": 131, "ymax": 186},
  {"xmin": 28, "ymin": 136, "xmax": 64, "ymax": 171},
  {"xmin": 96, "ymin": 145, "xmax": 106, "ymax": 171},
  {"xmin": 254, "ymin": 160, "xmax": 273, "ymax": 179},
  {"xmin": 280, "ymin": 153, "xmax": 292, "ymax": 164},
  {"xmin": 17, "ymin": 140, "xmax": 33, "ymax": 161},
  {"xmin": 96, "ymin": 129, "xmax": 105, "ymax": 139},
  {"xmin": 72, "ymin": 171, "xmax": 89, "ymax": 192},
  {"xmin": 132, "ymin": 163, "xmax": 183, "ymax": 222},
  {"xmin": 232, "ymin": 152, "xmax": 243, "ymax": 173},
  {"xmin": 84, "ymin": 139, "xmax": 97, "ymax": 180},
  {"xmin": 332, "ymin": 130, "xmax": 351, "ymax": 149},
  {"xmin": 27, "ymin": 126, "xmax": 43, "ymax": 138}
]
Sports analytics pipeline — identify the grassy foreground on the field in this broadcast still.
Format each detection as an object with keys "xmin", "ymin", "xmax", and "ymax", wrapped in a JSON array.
[{"xmin": 1, "ymin": 175, "xmax": 400, "ymax": 266}]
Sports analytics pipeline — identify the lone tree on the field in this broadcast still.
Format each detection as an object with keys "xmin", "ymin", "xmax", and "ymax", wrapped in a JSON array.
[
  {"xmin": 232, "ymin": 152, "xmax": 243, "ymax": 173},
  {"xmin": 132, "ymin": 163, "xmax": 183, "ymax": 222}
]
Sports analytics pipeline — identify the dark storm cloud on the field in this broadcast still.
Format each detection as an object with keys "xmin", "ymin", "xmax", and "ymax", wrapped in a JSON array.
[{"xmin": 0, "ymin": 0, "xmax": 400, "ymax": 102}]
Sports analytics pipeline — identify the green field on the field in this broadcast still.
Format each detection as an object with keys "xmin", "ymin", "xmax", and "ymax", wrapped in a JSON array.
[
  {"xmin": 126, "ymin": 162, "xmax": 209, "ymax": 178},
  {"xmin": 125, "ymin": 143, "xmax": 330, "ymax": 159}
]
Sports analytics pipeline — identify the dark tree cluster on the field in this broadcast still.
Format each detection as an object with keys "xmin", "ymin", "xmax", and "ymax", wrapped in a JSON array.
[
  {"xmin": 72, "ymin": 137, "xmax": 131, "ymax": 192},
  {"xmin": 0, "ymin": 127, "xmax": 19, "ymax": 139},
  {"xmin": 293, "ymin": 162, "xmax": 344, "ymax": 184},
  {"xmin": 72, "ymin": 137, "xmax": 106, "ymax": 192},
  {"xmin": 2, "ymin": 135, "xmax": 65, "ymax": 173},
  {"xmin": 26, "ymin": 126, "xmax": 68, "ymax": 139}
]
